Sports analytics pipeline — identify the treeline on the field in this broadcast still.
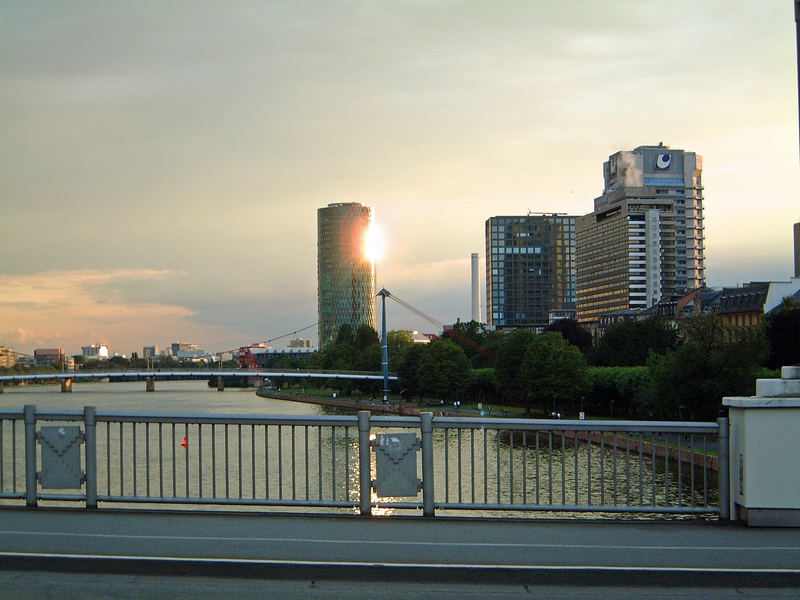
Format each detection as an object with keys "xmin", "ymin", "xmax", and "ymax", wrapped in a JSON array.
[{"xmin": 293, "ymin": 299, "xmax": 799, "ymax": 421}]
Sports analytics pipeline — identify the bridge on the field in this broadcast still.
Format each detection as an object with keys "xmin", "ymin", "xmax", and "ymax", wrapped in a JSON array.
[
  {"xmin": 1, "ymin": 368, "xmax": 798, "ymax": 593},
  {"xmin": 0, "ymin": 368, "xmax": 397, "ymax": 392}
]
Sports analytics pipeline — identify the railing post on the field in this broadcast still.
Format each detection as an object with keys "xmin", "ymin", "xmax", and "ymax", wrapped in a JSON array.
[
  {"xmin": 358, "ymin": 411, "xmax": 371, "ymax": 516},
  {"xmin": 23, "ymin": 405, "xmax": 37, "ymax": 507},
  {"xmin": 84, "ymin": 406, "xmax": 97, "ymax": 509},
  {"xmin": 717, "ymin": 416, "xmax": 730, "ymax": 521},
  {"xmin": 420, "ymin": 412, "xmax": 434, "ymax": 517}
]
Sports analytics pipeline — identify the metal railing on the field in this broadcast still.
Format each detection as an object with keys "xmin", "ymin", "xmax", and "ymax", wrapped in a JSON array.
[
  {"xmin": 0, "ymin": 405, "xmax": 729, "ymax": 519},
  {"xmin": 0, "ymin": 368, "xmax": 398, "ymax": 383}
]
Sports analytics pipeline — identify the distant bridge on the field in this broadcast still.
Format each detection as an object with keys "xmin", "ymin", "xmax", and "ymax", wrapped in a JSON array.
[{"xmin": 0, "ymin": 369, "xmax": 396, "ymax": 392}]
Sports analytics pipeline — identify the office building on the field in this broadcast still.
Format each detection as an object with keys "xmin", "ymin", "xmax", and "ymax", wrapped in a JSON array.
[
  {"xmin": 485, "ymin": 213, "xmax": 577, "ymax": 330},
  {"xmin": 317, "ymin": 202, "xmax": 377, "ymax": 349},
  {"xmin": 82, "ymin": 344, "xmax": 109, "ymax": 360},
  {"xmin": 576, "ymin": 145, "xmax": 704, "ymax": 327},
  {"xmin": 35, "ymin": 348, "xmax": 66, "ymax": 366}
]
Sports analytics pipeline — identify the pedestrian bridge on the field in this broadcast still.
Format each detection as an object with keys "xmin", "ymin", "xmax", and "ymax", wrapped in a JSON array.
[
  {"xmin": 0, "ymin": 369, "xmax": 396, "ymax": 392},
  {"xmin": 2, "ymin": 390, "xmax": 800, "ymax": 589}
]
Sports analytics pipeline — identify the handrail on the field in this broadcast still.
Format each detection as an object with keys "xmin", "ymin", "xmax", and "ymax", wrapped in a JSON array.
[{"xmin": 0, "ymin": 406, "xmax": 727, "ymax": 519}]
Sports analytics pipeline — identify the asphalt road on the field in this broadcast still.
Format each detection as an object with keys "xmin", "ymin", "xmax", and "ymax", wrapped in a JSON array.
[
  {"xmin": 1, "ymin": 570, "xmax": 799, "ymax": 600},
  {"xmin": 1, "ymin": 507, "xmax": 799, "ymax": 591}
]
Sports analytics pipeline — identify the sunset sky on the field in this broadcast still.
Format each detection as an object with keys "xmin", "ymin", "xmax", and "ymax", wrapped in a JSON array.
[{"xmin": 2, "ymin": 1, "xmax": 798, "ymax": 356}]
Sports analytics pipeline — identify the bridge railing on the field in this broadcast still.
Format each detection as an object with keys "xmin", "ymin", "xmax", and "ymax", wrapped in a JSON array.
[
  {"xmin": 0, "ymin": 368, "xmax": 397, "ymax": 382},
  {"xmin": 0, "ymin": 406, "xmax": 729, "ymax": 519}
]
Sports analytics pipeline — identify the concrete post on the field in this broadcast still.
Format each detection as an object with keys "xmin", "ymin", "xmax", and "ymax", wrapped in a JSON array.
[
  {"xmin": 217, "ymin": 376, "xmax": 224, "ymax": 392},
  {"xmin": 358, "ymin": 411, "xmax": 371, "ymax": 516},
  {"xmin": 420, "ymin": 412, "xmax": 434, "ymax": 517},
  {"xmin": 717, "ymin": 417, "xmax": 730, "ymax": 521},
  {"xmin": 723, "ymin": 366, "xmax": 800, "ymax": 526},
  {"xmin": 146, "ymin": 377, "xmax": 155, "ymax": 392},
  {"xmin": 61, "ymin": 378, "xmax": 72, "ymax": 393},
  {"xmin": 84, "ymin": 406, "xmax": 97, "ymax": 509},
  {"xmin": 23, "ymin": 405, "xmax": 37, "ymax": 507}
]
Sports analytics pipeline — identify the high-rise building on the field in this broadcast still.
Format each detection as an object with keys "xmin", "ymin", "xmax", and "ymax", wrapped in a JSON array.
[
  {"xmin": 0, "ymin": 346, "xmax": 16, "ymax": 368},
  {"xmin": 317, "ymin": 202, "xmax": 377, "ymax": 349},
  {"xmin": 485, "ymin": 213, "xmax": 577, "ymax": 330},
  {"xmin": 576, "ymin": 144, "xmax": 704, "ymax": 327},
  {"xmin": 794, "ymin": 222, "xmax": 799, "ymax": 278}
]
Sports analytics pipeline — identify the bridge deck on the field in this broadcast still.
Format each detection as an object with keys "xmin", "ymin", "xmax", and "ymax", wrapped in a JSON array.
[{"xmin": 1, "ymin": 508, "xmax": 799, "ymax": 587}]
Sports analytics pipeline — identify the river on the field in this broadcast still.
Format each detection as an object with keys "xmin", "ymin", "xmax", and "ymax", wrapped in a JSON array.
[{"xmin": 0, "ymin": 380, "xmax": 717, "ymax": 519}]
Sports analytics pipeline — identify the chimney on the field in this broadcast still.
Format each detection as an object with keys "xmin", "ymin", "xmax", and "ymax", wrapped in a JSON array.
[{"xmin": 471, "ymin": 253, "xmax": 480, "ymax": 322}]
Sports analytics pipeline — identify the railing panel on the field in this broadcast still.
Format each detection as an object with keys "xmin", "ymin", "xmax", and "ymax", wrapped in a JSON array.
[
  {"xmin": 91, "ymin": 415, "xmax": 359, "ymax": 508},
  {"xmin": 433, "ymin": 423, "xmax": 719, "ymax": 515}
]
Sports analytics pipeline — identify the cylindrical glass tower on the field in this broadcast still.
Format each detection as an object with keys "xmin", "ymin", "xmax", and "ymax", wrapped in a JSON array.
[{"xmin": 317, "ymin": 202, "xmax": 377, "ymax": 349}]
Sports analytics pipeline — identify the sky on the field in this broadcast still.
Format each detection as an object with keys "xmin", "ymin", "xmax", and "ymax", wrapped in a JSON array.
[{"xmin": 2, "ymin": 1, "xmax": 798, "ymax": 357}]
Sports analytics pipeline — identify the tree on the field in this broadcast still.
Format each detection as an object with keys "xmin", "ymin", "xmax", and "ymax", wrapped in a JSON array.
[
  {"xmin": 544, "ymin": 319, "xmax": 593, "ymax": 355},
  {"xmin": 493, "ymin": 329, "xmax": 537, "ymax": 403},
  {"xmin": 519, "ymin": 332, "xmax": 590, "ymax": 415},
  {"xmin": 444, "ymin": 320, "xmax": 489, "ymax": 367},
  {"xmin": 592, "ymin": 318, "xmax": 678, "ymax": 366},
  {"xmin": 764, "ymin": 299, "xmax": 800, "ymax": 369},
  {"xmin": 465, "ymin": 368, "xmax": 496, "ymax": 403},
  {"xmin": 587, "ymin": 367, "xmax": 652, "ymax": 418},
  {"xmin": 396, "ymin": 343, "xmax": 425, "ymax": 398},
  {"xmin": 416, "ymin": 339, "xmax": 472, "ymax": 400},
  {"xmin": 335, "ymin": 323, "xmax": 355, "ymax": 346},
  {"xmin": 648, "ymin": 315, "xmax": 768, "ymax": 420},
  {"xmin": 354, "ymin": 324, "xmax": 379, "ymax": 350},
  {"xmin": 107, "ymin": 355, "xmax": 129, "ymax": 368},
  {"xmin": 387, "ymin": 330, "xmax": 414, "ymax": 371}
]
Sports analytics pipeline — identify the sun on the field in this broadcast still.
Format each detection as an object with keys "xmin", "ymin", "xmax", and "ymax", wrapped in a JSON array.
[{"xmin": 364, "ymin": 223, "xmax": 384, "ymax": 263}]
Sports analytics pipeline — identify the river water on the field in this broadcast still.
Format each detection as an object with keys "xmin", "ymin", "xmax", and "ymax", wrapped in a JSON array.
[{"xmin": 0, "ymin": 381, "xmax": 717, "ymax": 519}]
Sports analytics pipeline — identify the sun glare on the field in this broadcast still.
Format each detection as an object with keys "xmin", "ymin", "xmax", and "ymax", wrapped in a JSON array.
[{"xmin": 364, "ymin": 223, "xmax": 384, "ymax": 263}]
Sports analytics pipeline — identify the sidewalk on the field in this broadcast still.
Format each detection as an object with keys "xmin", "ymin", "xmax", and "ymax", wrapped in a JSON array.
[{"xmin": 1, "ymin": 507, "xmax": 799, "ymax": 587}]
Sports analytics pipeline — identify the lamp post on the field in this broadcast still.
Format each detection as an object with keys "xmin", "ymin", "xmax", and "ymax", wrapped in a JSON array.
[{"xmin": 377, "ymin": 288, "xmax": 390, "ymax": 404}]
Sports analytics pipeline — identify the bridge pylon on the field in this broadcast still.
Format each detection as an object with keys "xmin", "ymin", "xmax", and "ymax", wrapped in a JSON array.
[
  {"xmin": 146, "ymin": 377, "xmax": 155, "ymax": 392},
  {"xmin": 61, "ymin": 379, "xmax": 72, "ymax": 393}
]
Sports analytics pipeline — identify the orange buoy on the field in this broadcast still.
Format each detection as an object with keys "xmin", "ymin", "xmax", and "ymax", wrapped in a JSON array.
[{"xmin": 181, "ymin": 435, "xmax": 187, "ymax": 448}]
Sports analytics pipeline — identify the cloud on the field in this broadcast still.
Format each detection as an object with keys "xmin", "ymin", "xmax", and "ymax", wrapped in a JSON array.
[{"xmin": 0, "ymin": 269, "xmax": 233, "ymax": 355}]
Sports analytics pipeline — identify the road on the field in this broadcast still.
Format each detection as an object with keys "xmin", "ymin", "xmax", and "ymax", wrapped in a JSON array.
[{"xmin": 1, "ymin": 507, "xmax": 799, "ymax": 596}]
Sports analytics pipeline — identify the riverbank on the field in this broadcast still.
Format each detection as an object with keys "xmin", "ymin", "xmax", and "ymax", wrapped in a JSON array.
[
  {"xmin": 256, "ymin": 389, "xmax": 465, "ymax": 416},
  {"xmin": 257, "ymin": 389, "xmax": 719, "ymax": 472}
]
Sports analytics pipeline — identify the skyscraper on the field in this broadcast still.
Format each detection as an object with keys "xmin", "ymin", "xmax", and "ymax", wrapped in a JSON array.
[
  {"xmin": 576, "ymin": 144, "xmax": 704, "ymax": 326},
  {"xmin": 485, "ymin": 213, "xmax": 577, "ymax": 330},
  {"xmin": 317, "ymin": 202, "xmax": 377, "ymax": 349}
]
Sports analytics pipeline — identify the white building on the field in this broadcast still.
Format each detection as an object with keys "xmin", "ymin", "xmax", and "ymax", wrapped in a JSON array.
[
  {"xmin": 82, "ymin": 344, "xmax": 109, "ymax": 360},
  {"xmin": 577, "ymin": 144, "xmax": 704, "ymax": 327}
]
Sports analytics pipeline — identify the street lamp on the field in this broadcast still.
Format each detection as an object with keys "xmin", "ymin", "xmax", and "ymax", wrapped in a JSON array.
[{"xmin": 377, "ymin": 288, "xmax": 390, "ymax": 404}]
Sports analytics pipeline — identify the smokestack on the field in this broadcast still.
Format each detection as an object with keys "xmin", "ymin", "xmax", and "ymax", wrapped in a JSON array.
[
  {"xmin": 471, "ymin": 253, "xmax": 480, "ymax": 322},
  {"xmin": 795, "ymin": 222, "xmax": 800, "ymax": 277}
]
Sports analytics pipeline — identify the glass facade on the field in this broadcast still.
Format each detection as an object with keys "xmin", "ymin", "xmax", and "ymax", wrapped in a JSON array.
[
  {"xmin": 317, "ymin": 203, "xmax": 377, "ymax": 349},
  {"xmin": 485, "ymin": 214, "xmax": 577, "ymax": 329}
]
